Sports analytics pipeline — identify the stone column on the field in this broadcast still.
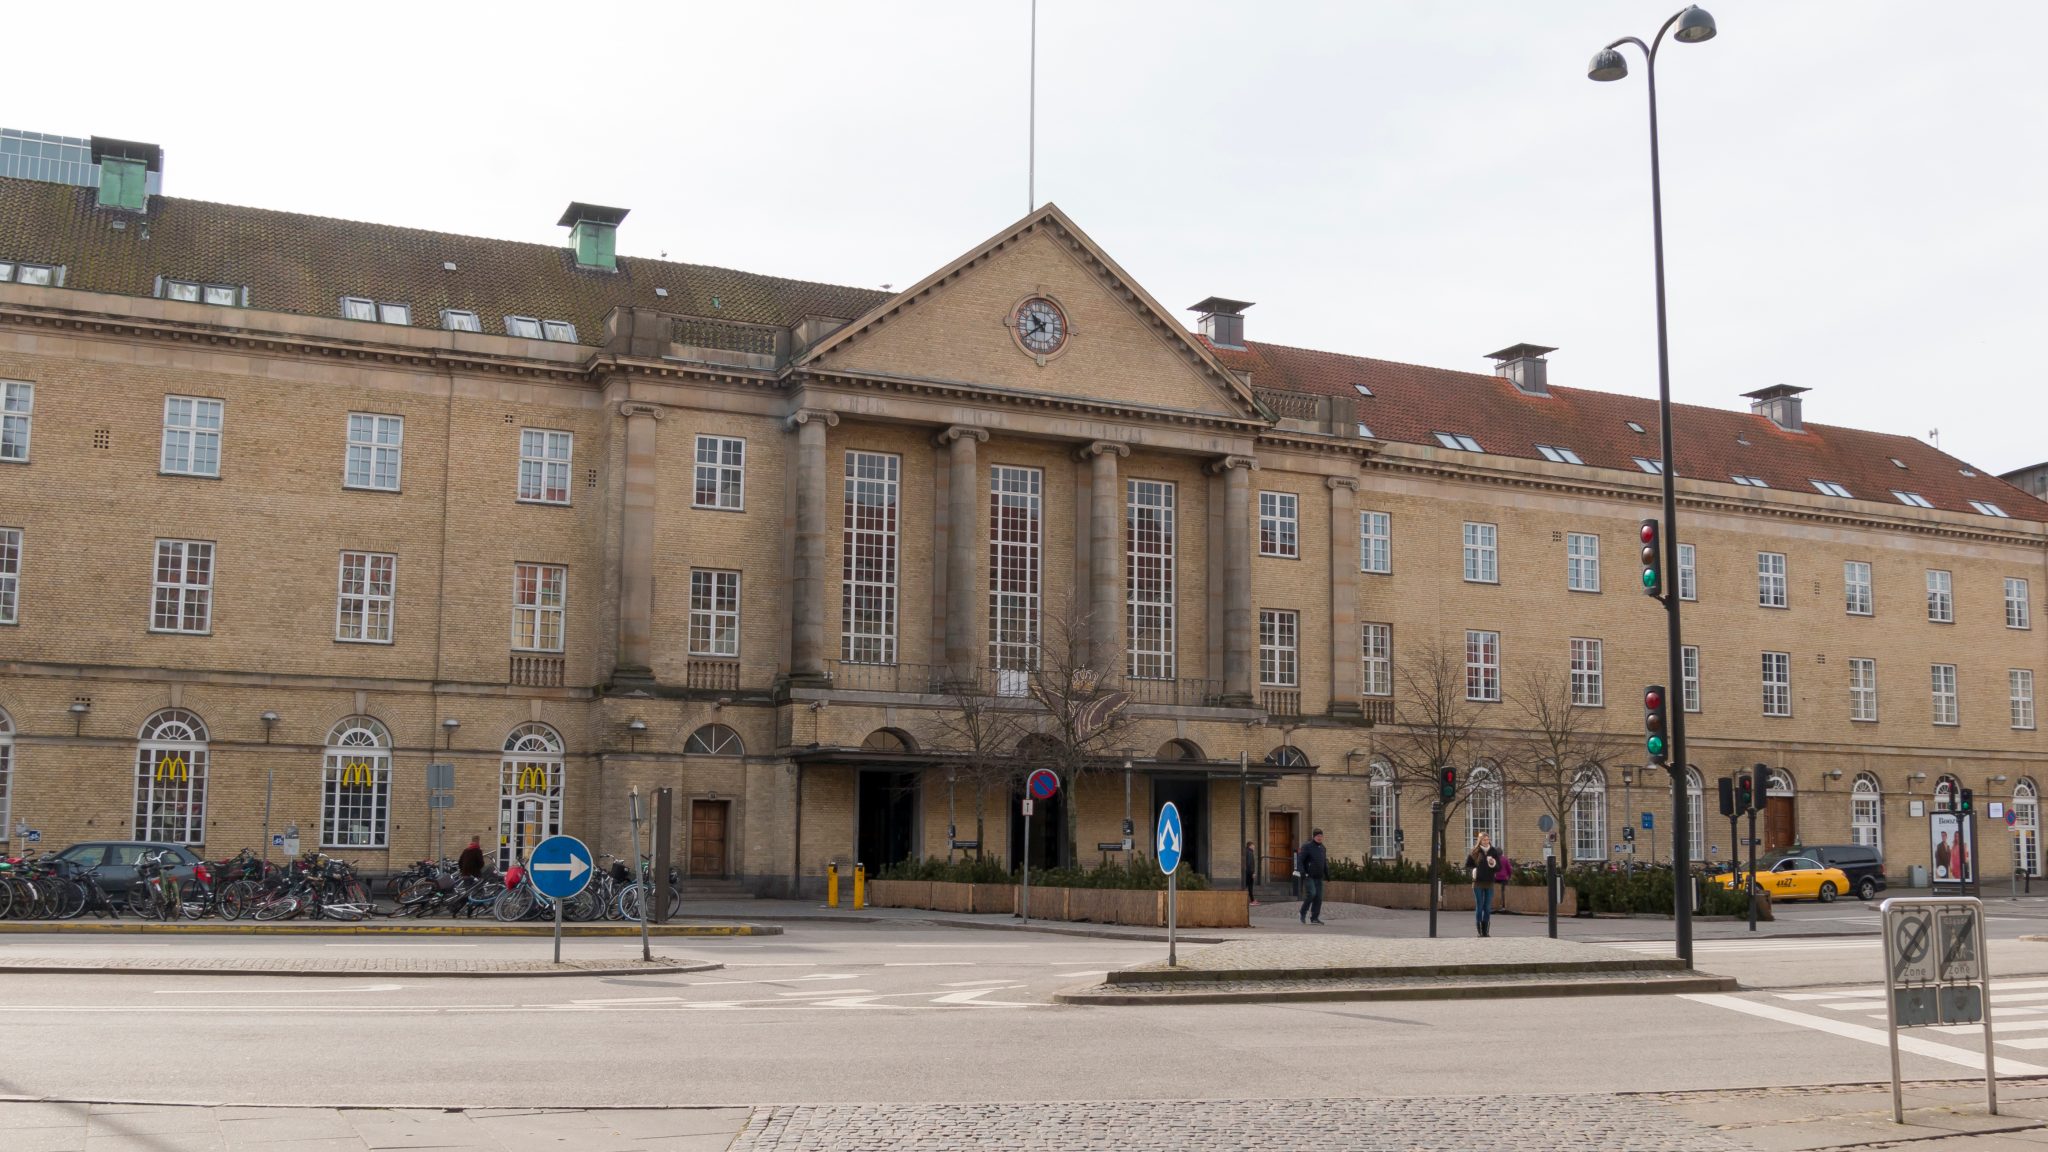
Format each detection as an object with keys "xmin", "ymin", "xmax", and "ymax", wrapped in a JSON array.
[
  {"xmin": 934, "ymin": 425, "xmax": 988, "ymax": 683},
  {"xmin": 1208, "ymin": 455, "xmax": 1258, "ymax": 706},
  {"xmin": 615, "ymin": 402, "xmax": 663, "ymax": 685},
  {"xmin": 1326, "ymin": 475, "xmax": 1361, "ymax": 717},
  {"xmin": 1079, "ymin": 441, "xmax": 1129, "ymax": 674},
  {"xmin": 787, "ymin": 408, "xmax": 839, "ymax": 684}
]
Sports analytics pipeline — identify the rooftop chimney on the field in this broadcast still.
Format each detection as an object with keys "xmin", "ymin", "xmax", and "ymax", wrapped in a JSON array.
[
  {"xmin": 1189, "ymin": 297, "xmax": 1253, "ymax": 350},
  {"xmin": 89, "ymin": 137, "xmax": 162, "ymax": 212},
  {"xmin": 559, "ymin": 202, "xmax": 629, "ymax": 271},
  {"xmin": 1484, "ymin": 343, "xmax": 1557, "ymax": 397},
  {"xmin": 1743, "ymin": 384, "xmax": 1809, "ymax": 433}
]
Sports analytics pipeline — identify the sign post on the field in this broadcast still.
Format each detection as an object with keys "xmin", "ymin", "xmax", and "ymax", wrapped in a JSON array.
[
  {"xmin": 629, "ymin": 790, "xmax": 650, "ymax": 963},
  {"xmin": 1881, "ymin": 895, "xmax": 1995, "ymax": 1123},
  {"xmin": 527, "ymin": 834, "xmax": 594, "ymax": 965},
  {"xmin": 1157, "ymin": 800, "xmax": 1184, "ymax": 967},
  {"xmin": 1538, "ymin": 814, "xmax": 1557, "ymax": 939},
  {"xmin": 1021, "ymin": 770, "xmax": 1059, "ymax": 926},
  {"xmin": 427, "ymin": 762, "xmax": 455, "ymax": 863}
]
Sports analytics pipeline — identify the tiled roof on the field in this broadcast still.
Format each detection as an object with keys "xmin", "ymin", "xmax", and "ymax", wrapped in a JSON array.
[
  {"xmin": 1210, "ymin": 339, "xmax": 2048, "ymax": 523},
  {"xmin": 0, "ymin": 177, "xmax": 889, "ymax": 344}
]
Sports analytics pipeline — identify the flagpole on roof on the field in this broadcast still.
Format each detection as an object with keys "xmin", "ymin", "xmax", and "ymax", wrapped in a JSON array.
[{"xmin": 1028, "ymin": 0, "xmax": 1037, "ymax": 213}]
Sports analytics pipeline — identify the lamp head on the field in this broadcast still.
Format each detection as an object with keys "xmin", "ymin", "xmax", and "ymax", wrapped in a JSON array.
[
  {"xmin": 1673, "ymin": 6, "xmax": 1717, "ymax": 44},
  {"xmin": 441, "ymin": 717, "xmax": 460, "ymax": 729},
  {"xmin": 1587, "ymin": 47, "xmax": 1628, "ymax": 82},
  {"xmin": 260, "ymin": 710, "xmax": 279, "ymax": 724},
  {"xmin": 627, "ymin": 719, "xmax": 648, "ymax": 732},
  {"xmin": 68, "ymin": 701, "xmax": 90, "ymax": 714}
]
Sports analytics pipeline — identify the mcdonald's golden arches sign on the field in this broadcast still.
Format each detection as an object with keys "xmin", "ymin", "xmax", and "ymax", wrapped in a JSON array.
[
  {"xmin": 338, "ymin": 759, "xmax": 378, "ymax": 790},
  {"xmin": 153, "ymin": 754, "xmax": 190, "ymax": 783}
]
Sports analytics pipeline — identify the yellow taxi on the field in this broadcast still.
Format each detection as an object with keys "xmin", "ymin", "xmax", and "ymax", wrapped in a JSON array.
[{"xmin": 1715, "ymin": 855, "xmax": 1853, "ymax": 903}]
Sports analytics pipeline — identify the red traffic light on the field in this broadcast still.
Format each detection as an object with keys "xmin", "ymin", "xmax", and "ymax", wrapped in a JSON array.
[
  {"xmin": 1640, "ymin": 521, "xmax": 1658, "ymax": 544},
  {"xmin": 1645, "ymin": 688, "xmax": 1664, "ymax": 711}
]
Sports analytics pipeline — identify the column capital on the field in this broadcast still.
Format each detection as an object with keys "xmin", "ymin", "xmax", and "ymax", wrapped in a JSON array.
[
  {"xmin": 932, "ymin": 424, "xmax": 990, "ymax": 447},
  {"xmin": 1076, "ymin": 439, "xmax": 1130, "ymax": 462},
  {"xmin": 786, "ymin": 408, "xmax": 840, "ymax": 432},
  {"xmin": 1325, "ymin": 474, "xmax": 1360, "ymax": 492},
  {"xmin": 1206, "ymin": 454, "xmax": 1259, "ymax": 476},
  {"xmin": 618, "ymin": 402, "xmax": 664, "ymax": 420}
]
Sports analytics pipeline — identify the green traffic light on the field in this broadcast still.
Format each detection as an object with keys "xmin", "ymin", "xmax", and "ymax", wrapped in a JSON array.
[
  {"xmin": 1646, "ymin": 734, "xmax": 1666, "ymax": 757},
  {"xmin": 1641, "ymin": 568, "xmax": 1658, "ymax": 589}
]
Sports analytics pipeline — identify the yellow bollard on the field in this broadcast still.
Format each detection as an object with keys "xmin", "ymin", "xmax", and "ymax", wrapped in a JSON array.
[
  {"xmin": 827, "ymin": 861, "xmax": 840, "ymax": 908},
  {"xmin": 854, "ymin": 862, "xmax": 866, "ymax": 909}
]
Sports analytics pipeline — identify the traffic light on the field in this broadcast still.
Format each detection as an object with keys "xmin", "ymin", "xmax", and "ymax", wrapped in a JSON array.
[
  {"xmin": 1960, "ymin": 788, "xmax": 1975, "ymax": 815},
  {"xmin": 1735, "ymin": 773, "xmax": 1755, "ymax": 816},
  {"xmin": 1439, "ymin": 765, "xmax": 1457, "ymax": 803},
  {"xmin": 1644, "ymin": 685, "xmax": 1670, "ymax": 763},
  {"xmin": 1717, "ymin": 777, "xmax": 1735, "ymax": 818},
  {"xmin": 1639, "ymin": 518, "xmax": 1664, "ymax": 599}
]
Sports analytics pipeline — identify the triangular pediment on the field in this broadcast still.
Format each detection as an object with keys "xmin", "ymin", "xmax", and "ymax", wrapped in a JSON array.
[{"xmin": 801, "ymin": 204, "xmax": 1264, "ymax": 422}]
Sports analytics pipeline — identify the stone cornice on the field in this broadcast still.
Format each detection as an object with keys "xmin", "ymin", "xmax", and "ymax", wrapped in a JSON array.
[{"xmin": 791, "ymin": 367, "xmax": 1269, "ymax": 436}]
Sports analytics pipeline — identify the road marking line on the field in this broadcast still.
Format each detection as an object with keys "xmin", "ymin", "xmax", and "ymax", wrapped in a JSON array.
[
  {"xmin": 1682, "ymin": 994, "xmax": 2048, "ymax": 1075},
  {"xmin": 931, "ymin": 986, "xmax": 1034, "ymax": 1006},
  {"xmin": 776, "ymin": 990, "xmax": 874, "ymax": 998},
  {"xmin": 884, "ymin": 962, "xmax": 974, "ymax": 967},
  {"xmin": 321, "ymin": 943, "xmax": 479, "ymax": 948},
  {"xmin": 893, "ymin": 944, "xmax": 1027, "ymax": 949},
  {"xmin": 1821, "ymin": 1000, "xmax": 1887, "ymax": 1011},
  {"xmin": 1994, "ymin": 1037, "xmax": 2048, "ymax": 1050},
  {"xmin": 1055, "ymin": 971, "xmax": 1106, "ymax": 979},
  {"xmin": 153, "ymin": 983, "xmax": 403, "ymax": 995},
  {"xmin": 940, "ymin": 979, "xmax": 1017, "ymax": 987}
]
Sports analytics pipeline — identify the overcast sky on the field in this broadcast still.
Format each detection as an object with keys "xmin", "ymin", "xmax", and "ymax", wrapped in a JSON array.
[{"xmin": 15, "ymin": 1, "xmax": 2045, "ymax": 474}]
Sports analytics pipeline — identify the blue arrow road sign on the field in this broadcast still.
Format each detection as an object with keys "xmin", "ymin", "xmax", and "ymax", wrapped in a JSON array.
[
  {"xmin": 1641, "ymin": 811, "xmax": 1654, "ymax": 831},
  {"xmin": 1156, "ymin": 802, "xmax": 1183, "ymax": 874},
  {"xmin": 527, "ymin": 834, "xmax": 594, "ymax": 900}
]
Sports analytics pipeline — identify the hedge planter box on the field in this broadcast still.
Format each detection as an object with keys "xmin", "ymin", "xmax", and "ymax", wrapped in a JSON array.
[
  {"xmin": 869, "ymin": 880, "xmax": 1249, "ymax": 928},
  {"xmin": 1323, "ymin": 879, "xmax": 1577, "ymax": 918}
]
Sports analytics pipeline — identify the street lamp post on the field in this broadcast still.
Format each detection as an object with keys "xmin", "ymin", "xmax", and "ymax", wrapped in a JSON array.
[{"xmin": 1588, "ymin": 4, "xmax": 1717, "ymax": 968}]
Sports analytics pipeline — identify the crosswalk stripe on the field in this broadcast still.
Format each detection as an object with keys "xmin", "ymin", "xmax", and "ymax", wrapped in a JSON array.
[{"xmin": 1682, "ymin": 993, "xmax": 2048, "ymax": 1075}]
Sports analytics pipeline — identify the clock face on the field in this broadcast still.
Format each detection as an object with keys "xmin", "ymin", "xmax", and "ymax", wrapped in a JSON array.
[{"xmin": 1015, "ymin": 298, "xmax": 1067, "ymax": 355}]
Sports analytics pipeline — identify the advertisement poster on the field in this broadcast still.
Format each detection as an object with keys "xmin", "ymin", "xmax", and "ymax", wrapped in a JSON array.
[{"xmin": 1930, "ymin": 812, "xmax": 1975, "ymax": 885}]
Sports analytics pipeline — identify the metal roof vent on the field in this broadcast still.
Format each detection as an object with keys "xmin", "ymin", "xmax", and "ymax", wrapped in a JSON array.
[
  {"xmin": 1743, "ymin": 384, "xmax": 1809, "ymax": 433},
  {"xmin": 559, "ymin": 202, "xmax": 629, "ymax": 271},
  {"xmin": 1485, "ymin": 343, "xmax": 1557, "ymax": 397},
  {"xmin": 1189, "ymin": 297, "xmax": 1253, "ymax": 350}
]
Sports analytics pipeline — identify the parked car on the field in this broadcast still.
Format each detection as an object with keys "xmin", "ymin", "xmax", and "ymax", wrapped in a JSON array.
[
  {"xmin": 1777, "ymin": 844, "xmax": 1886, "ymax": 901},
  {"xmin": 1715, "ymin": 856, "xmax": 1853, "ymax": 903},
  {"xmin": 53, "ymin": 842, "xmax": 202, "ymax": 896}
]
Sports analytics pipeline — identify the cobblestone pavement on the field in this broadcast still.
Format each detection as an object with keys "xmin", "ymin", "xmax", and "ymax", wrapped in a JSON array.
[
  {"xmin": 1060, "ymin": 966, "xmax": 1731, "ymax": 1003},
  {"xmin": 0, "ymin": 1102, "xmax": 753, "ymax": 1151},
  {"xmin": 1120, "ymin": 933, "xmax": 1657, "ymax": 976},
  {"xmin": 0, "ymin": 954, "xmax": 717, "ymax": 976},
  {"xmin": 727, "ymin": 1094, "xmax": 1756, "ymax": 1151}
]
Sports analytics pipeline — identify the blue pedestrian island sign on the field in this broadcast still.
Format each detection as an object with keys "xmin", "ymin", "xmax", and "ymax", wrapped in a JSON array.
[
  {"xmin": 1156, "ymin": 802, "xmax": 1183, "ymax": 874},
  {"xmin": 527, "ymin": 834, "xmax": 593, "ymax": 901},
  {"xmin": 1641, "ymin": 811, "xmax": 1655, "ymax": 831}
]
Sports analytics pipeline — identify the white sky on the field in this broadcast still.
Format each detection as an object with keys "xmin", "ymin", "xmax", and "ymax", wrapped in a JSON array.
[{"xmin": 14, "ymin": 1, "xmax": 2045, "ymax": 474}]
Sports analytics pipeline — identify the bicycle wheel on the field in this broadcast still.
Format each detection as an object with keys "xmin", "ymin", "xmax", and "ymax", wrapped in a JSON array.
[
  {"xmin": 55, "ymin": 879, "xmax": 87, "ymax": 920},
  {"xmin": 566, "ymin": 887, "xmax": 603, "ymax": 922},
  {"xmin": 616, "ymin": 883, "xmax": 646, "ymax": 922},
  {"xmin": 0, "ymin": 878, "xmax": 15, "ymax": 920},
  {"xmin": 494, "ymin": 885, "xmax": 534, "ymax": 922},
  {"xmin": 252, "ymin": 894, "xmax": 301, "ymax": 922},
  {"xmin": 217, "ymin": 881, "xmax": 252, "ymax": 921}
]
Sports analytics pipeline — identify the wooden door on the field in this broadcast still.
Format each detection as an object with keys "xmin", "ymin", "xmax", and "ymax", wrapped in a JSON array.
[
  {"xmin": 1266, "ymin": 813, "xmax": 1298, "ymax": 882},
  {"xmin": 689, "ymin": 800, "xmax": 728, "ymax": 878},
  {"xmin": 1765, "ymin": 796, "xmax": 1797, "ymax": 853}
]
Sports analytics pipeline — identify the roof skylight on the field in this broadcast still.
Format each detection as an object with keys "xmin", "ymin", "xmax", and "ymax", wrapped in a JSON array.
[
  {"xmin": 1811, "ymin": 480, "xmax": 1854, "ymax": 498},
  {"xmin": 1536, "ymin": 444, "xmax": 1584, "ymax": 465},
  {"xmin": 1892, "ymin": 490, "xmax": 1933, "ymax": 509},
  {"xmin": 1731, "ymin": 474, "xmax": 1769, "ymax": 487},
  {"xmin": 1433, "ymin": 431, "xmax": 1484, "ymax": 452},
  {"xmin": 1353, "ymin": 384, "xmax": 1374, "ymax": 397},
  {"xmin": 1625, "ymin": 421, "xmax": 1646, "ymax": 434},
  {"xmin": 1969, "ymin": 500, "xmax": 2010, "ymax": 518},
  {"xmin": 1633, "ymin": 457, "xmax": 1664, "ymax": 475}
]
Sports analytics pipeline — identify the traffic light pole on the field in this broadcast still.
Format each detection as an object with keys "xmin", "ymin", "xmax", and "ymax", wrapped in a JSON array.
[
  {"xmin": 1747, "ymin": 800, "xmax": 1759, "ymax": 933},
  {"xmin": 1427, "ymin": 801, "xmax": 1442, "ymax": 939}
]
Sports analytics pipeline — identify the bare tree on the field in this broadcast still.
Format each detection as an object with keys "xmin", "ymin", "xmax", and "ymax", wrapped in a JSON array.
[
  {"xmin": 1375, "ymin": 636, "xmax": 1495, "ymax": 872},
  {"xmin": 920, "ymin": 679, "xmax": 1028, "ymax": 862},
  {"xmin": 1499, "ymin": 663, "xmax": 1625, "ymax": 863},
  {"xmin": 1017, "ymin": 597, "xmax": 1139, "ymax": 869}
]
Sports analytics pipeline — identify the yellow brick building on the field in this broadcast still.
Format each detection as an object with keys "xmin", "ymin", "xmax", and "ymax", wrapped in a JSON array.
[{"xmin": 0, "ymin": 148, "xmax": 2042, "ymax": 894}]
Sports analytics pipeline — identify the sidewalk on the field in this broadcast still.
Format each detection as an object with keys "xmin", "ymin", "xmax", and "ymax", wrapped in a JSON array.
[{"xmin": 0, "ymin": 954, "xmax": 718, "ymax": 977}]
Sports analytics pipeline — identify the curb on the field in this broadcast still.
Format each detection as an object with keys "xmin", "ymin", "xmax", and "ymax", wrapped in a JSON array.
[
  {"xmin": 1105, "ymin": 956, "xmax": 1686, "ymax": 985},
  {"xmin": 1054, "ymin": 973, "xmax": 1739, "ymax": 1006},
  {"xmin": 921, "ymin": 917, "xmax": 1239, "ymax": 945},
  {"xmin": 0, "ymin": 958, "xmax": 723, "ymax": 978},
  {"xmin": 0, "ymin": 920, "xmax": 780, "ymax": 937}
]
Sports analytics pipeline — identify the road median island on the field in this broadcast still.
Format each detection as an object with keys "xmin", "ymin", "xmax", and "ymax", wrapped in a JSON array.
[{"xmin": 1055, "ymin": 935, "xmax": 1736, "ymax": 1005}]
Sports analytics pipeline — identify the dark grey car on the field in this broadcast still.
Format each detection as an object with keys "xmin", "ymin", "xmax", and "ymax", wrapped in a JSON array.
[
  {"xmin": 55, "ymin": 842, "xmax": 202, "ymax": 896},
  {"xmin": 1775, "ymin": 844, "xmax": 1886, "ymax": 902}
]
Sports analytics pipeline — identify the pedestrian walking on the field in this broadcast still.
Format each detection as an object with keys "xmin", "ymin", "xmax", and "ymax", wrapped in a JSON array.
[
  {"xmin": 1494, "ymin": 847, "xmax": 1513, "ymax": 910},
  {"xmin": 457, "ymin": 836, "xmax": 485, "ymax": 879},
  {"xmin": 1466, "ymin": 833, "xmax": 1503, "ymax": 937},
  {"xmin": 1294, "ymin": 829, "xmax": 1328, "ymax": 925},
  {"xmin": 1243, "ymin": 840, "xmax": 1261, "ymax": 906}
]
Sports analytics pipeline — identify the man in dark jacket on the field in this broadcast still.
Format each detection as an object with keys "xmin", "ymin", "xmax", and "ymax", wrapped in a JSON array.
[
  {"xmin": 457, "ymin": 837, "xmax": 485, "ymax": 879},
  {"xmin": 1243, "ymin": 840, "xmax": 1260, "ymax": 906},
  {"xmin": 1295, "ymin": 829, "xmax": 1328, "ymax": 925}
]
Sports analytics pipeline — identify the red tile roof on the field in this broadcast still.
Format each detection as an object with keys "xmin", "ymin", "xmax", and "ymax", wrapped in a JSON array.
[{"xmin": 1209, "ymin": 339, "xmax": 2048, "ymax": 522}]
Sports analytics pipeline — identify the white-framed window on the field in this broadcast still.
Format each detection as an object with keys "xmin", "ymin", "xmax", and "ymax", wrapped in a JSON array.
[
  {"xmin": 344, "ymin": 413, "xmax": 403, "ymax": 491},
  {"xmin": 1731, "ymin": 474, "xmax": 1769, "ymax": 487},
  {"xmin": 0, "ymin": 527, "xmax": 17, "ymax": 625},
  {"xmin": 1566, "ymin": 532, "xmax": 1600, "ymax": 592},
  {"xmin": 1852, "ymin": 774, "xmax": 1882, "ymax": 851},
  {"xmin": 518, "ymin": 429, "xmax": 572, "ymax": 504},
  {"xmin": 1931, "ymin": 663, "xmax": 1959, "ymax": 726},
  {"xmin": 1571, "ymin": 768, "xmax": 1607, "ymax": 862},
  {"xmin": 511, "ymin": 563, "xmax": 566, "ymax": 652},
  {"xmin": 842, "ymin": 451, "xmax": 900, "ymax": 666},
  {"xmin": 342, "ymin": 297, "xmax": 409, "ymax": 325},
  {"xmin": 1467, "ymin": 763, "xmax": 1503, "ymax": 848},
  {"xmin": 1927, "ymin": 569, "xmax": 1953, "ymax": 623},
  {"xmin": 1892, "ymin": 489, "xmax": 1933, "ymax": 509},
  {"xmin": 1463, "ymin": 522, "xmax": 1498, "ymax": 584},
  {"xmin": 689, "ymin": 569, "xmax": 740, "ymax": 657},
  {"xmin": 151, "ymin": 540, "xmax": 213, "ymax": 633},
  {"xmin": 504, "ymin": 315, "xmax": 544, "ymax": 339},
  {"xmin": 1259, "ymin": 609, "xmax": 1298, "ymax": 687},
  {"xmin": 0, "ymin": 707, "xmax": 11, "ymax": 835},
  {"xmin": 989, "ymin": 465, "xmax": 1042, "ymax": 685},
  {"xmin": 1360, "ymin": 622, "xmax": 1392, "ymax": 697},
  {"xmin": 2018, "ymin": 779, "xmax": 2041, "ymax": 877},
  {"xmin": 1536, "ymin": 444, "xmax": 1584, "ymax": 465},
  {"xmin": 541, "ymin": 320, "xmax": 577, "ymax": 343},
  {"xmin": 1844, "ymin": 561, "xmax": 1872, "ymax": 616},
  {"xmin": 1757, "ymin": 552, "xmax": 1787, "ymax": 608},
  {"xmin": 163, "ymin": 279, "xmax": 239, "ymax": 307},
  {"xmin": 1681, "ymin": 645, "xmax": 1701, "ymax": 713},
  {"xmin": 1433, "ymin": 431, "xmax": 1483, "ymax": 452},
  {"xmin": 1633, "ymin": 456, "xmax": 1664, "ymax": 475},
  {"xmin": 1466, "ymin": 630, "xmax": 1501, "ymax": 702},
  {"xmin": 1258, "ymin": 491, "xmax": 1298, "ymax": 558},
  {"xmin": 499, "ymin": 723, "xmax": 564, "ymax": 871},
  {"xmin": 1677, "ymin": 542, "xmax": 1696, "ymax": 601},
  {"xmin": 1126, "ymin": 479, "xmax": 1175, "ymax": 680},
  {"xmin": 2013, "ymin": 669, "xmax": 2037, "ymax": 731},
  {"xmin": 0, "ymin": 260, "xmax": 61, "ymax": 286},
  {"xmin": 1686, "ymin": 768, "xmax": 1705, "ymax": 861},
  {"xmin": 335, "ymin": 552, "xmax": 395, "ymax": 643},
  {"xmin": 160, "ymin": 396, "xmax": 223, "ymax": 476},
  {"xmin": 2007, "ymin": 578, "xmax": 2032, "ymax": 630},
  {"xmin": 134, "ymin": 709, "xmax": 208, "ymax": 845},
  {"xmin": 1, "ymin": 380, "xmax": 31, "ymax": 462},
  {"xmin": 321, "ymin": 717, "xmax": 391, "ymax": 848},
  {"xmin": 1359, "ymin": 510, "xmax": 1390, "ymax": 574},
  {"xmin": 685, "ymin": 724, "xmax": 745, "ymax": 755},
  {"xmin": 1570, "ymin": 638, "xmax": 1603, "ymax": 707},
  {"xmin": 1368, "ymin": 761, "xmax": 1397, "ymax": 860},
  {"xmin": 1762, "ymin": 651, "xmax": 1791, "ymax": 717},
  {"xmin": 1811, "ymin": 479, "xmax": 1854, "ymax": 498},
  {"xmin": 440, "ymin": 309, "xmax": 482, "ymax": 332},
  {"xmin": 1849, "ymin": 657, "xmax": 1878, "ymax": 722},
  {"xmin": 693, "ymin": 435, "xmax": 745, "ymax": 510},
  {"xmin": 1971, "ymin": 500, "xmax": 2011, "ymax": 518}
]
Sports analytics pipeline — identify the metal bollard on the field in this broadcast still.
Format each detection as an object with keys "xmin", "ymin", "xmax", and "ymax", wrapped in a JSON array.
[
  {"xmin": 827, "ymin": 861, "xmax": 840, "ymax": 909},
  {"xmin": 854, "ymin": 862, "xmax": 866, "ymax": 909}
]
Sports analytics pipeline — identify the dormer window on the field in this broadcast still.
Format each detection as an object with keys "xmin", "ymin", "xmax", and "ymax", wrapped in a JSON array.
[
  {"xmin": 1433, "ymin": 432, "xmax": 1484, "ymax": 452},
  {"xmin": 1892, "ymin": 490, "xmax": 1933, "ymax": 509},
  {"xmin": 541, "ymin": 320, "xmax": 577, "ymax": 343},
  {"xmin": 505, "ymin": 316, "xmax": 543, "ymax": 339},
  {"xmin": 342, "ymin": 297, "xmax": 410, "ymax": 325},
  {"xmin": 1811, "ymin": 480, "xmax": 1853, "ymax": 498},
  {"xmin": 1731, "ymin": 474, "xmax": 1769, "ymax": 487},
  {"xmin": 1633, "ymin": 457, "xmax": 1664, "ymax": 475},
  {"xmin": 440, "ymin": 310, "xmax": 482, "ymax": 333},
  {"xmin": 1625, "ymin": 421, "xmax": 1646, "ymax": 434},
  {"xmin": 1355, "ymin": 422, "xmax": 1373, "ymax": 439},
  {"xmin": 1536, "ymin": 444, "xmax": 1584, "ymax": 465},
  {"xmin": 1968, "ymin": 500, "xmax": 2010, "ymax": 518},
  {"xmin": 161, "ymin": 278, "xmax": 241, "ymax": 307}
]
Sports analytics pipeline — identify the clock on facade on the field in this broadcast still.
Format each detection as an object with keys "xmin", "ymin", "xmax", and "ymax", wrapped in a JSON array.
[{"xmin": 1014, "ymin": 297, "xmax": 1067, "ymax": 356}]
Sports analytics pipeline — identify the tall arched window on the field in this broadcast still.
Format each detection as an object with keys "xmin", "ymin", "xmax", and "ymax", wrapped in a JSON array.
[
  {"xmin": 1852, "ymin": 774, "xmax": 1883, "ymax": 851},
  {"xmin": 1685, "ymin": 767, "xmax": 1704, "ymax": 861},
  {"xmin": 1934, "ymin": 774, "xmax": 1960, "ymax": 813},
  {"xmin": 322, "ymin": 717, "xmax": 391, "ymax": 848},
  {"xmin": 136, "ymin": 709, "xmax": 208, "ymax": 844},
  {"xmin": 684, "ymin": 724, "xmax": 744, "ymax": 756},
  {"xmin": 1368, "ymin": 760, "xmax": 1397, "ymax": 859},
  {"xmin": 0, "ymin": 707, "xmax": 13, "ymax": 837},
  {"xmin": 2017, "ymin": 779, "xmax": 2040, "ymax": 877},
  {"xmin": 1571, "ymin": 767, "xmax": 1607, "ymax": 862},
  {"xmin": 1466, "ymin": 762, "xmax": 1503, "ymax": 850},
  {"xmin": 500, "ymin": 723, "xmax": 564, "ymax": 870}
]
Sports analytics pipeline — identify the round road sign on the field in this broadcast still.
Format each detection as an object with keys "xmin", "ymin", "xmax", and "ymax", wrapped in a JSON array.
[
  {"xmin": 1027, "ymin": 768, "xmax": 1060, "ymax": 801},
  {"xmin": 526, "ymin": 834, "xmax": 594, "ymax": 901}
]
